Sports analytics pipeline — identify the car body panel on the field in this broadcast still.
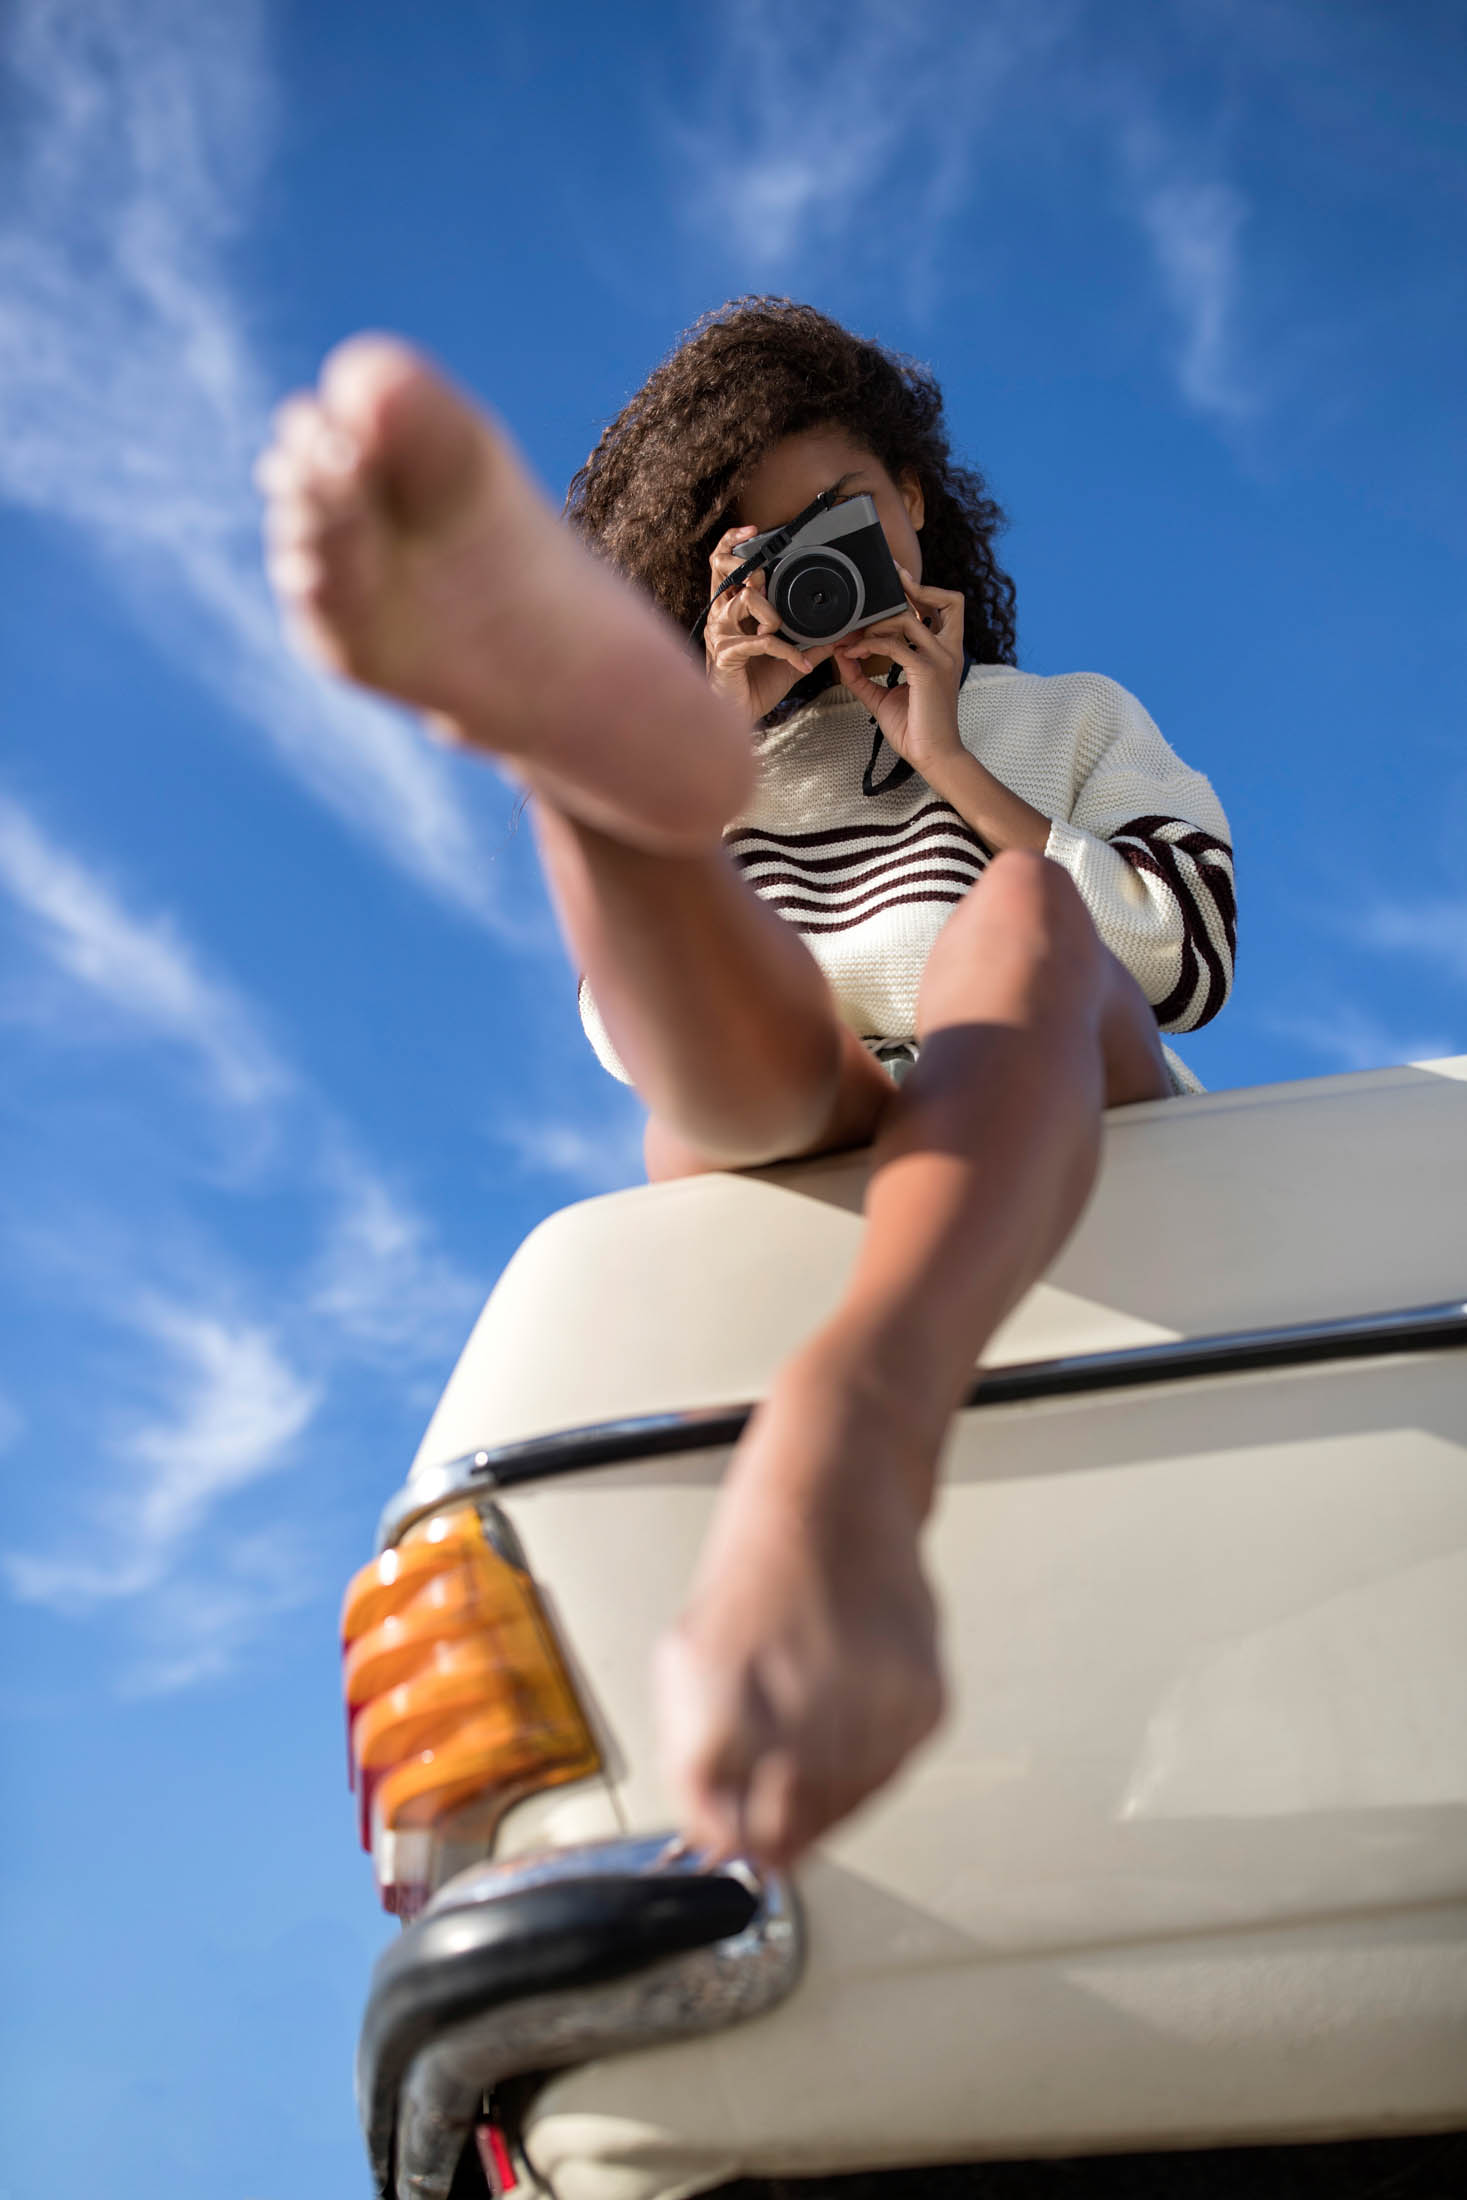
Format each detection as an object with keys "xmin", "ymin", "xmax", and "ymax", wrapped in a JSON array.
[{"xmin": 391, "ymin": 1062, "xmax": 1467, "ymax": 2192}]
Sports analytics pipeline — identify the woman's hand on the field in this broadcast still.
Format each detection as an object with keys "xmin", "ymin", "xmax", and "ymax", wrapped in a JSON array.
[
  {"xmin": 834, "ymin": 569, "xmax": 966, "ymax": 780},
  {"xmin": 704, "ymin": 526, "xmax": 829, "ymax": 723}
]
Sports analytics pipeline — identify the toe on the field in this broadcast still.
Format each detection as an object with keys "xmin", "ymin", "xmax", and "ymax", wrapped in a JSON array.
[{"xmin": 319, "ymin": 333, "xmax": 488, "ymax": 531}]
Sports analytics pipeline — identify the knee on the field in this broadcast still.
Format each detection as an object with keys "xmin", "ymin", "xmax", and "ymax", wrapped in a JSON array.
[
  {"xmin": 984, "ymin": 849, "xmax": 1093, "ymax": 951},
  {"xmin": 917, "ymin": 851, "xmax": 1102, "ymax": 1034}
]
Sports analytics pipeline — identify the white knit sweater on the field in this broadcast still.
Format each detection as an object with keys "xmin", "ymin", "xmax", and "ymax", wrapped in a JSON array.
[{"xmin": 581, "ymin": 664, "xmax": 1235, "ymax": 1088}]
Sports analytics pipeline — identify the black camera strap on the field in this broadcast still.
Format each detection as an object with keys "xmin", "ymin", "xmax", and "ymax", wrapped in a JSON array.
[
  {"xmin": 862, "ymin": 653, "xmax": 977, "ymax": 799},
  {"xmin": 862, "ymin": 669, "xmax": 915, "ymax": 796},
  {"xmin": 689, "ymin": 486, "xmax": 841, "ymax": 646}
]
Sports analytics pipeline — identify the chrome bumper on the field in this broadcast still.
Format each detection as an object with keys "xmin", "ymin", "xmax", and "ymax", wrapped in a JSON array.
[{"xmin": 357, "ymin": 1833, "xmax": 802, "ymax": 2199}]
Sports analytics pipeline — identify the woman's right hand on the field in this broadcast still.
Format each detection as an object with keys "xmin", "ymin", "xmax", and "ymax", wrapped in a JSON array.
[{"xmin": 704, "ymin": 526, "xmax": 825, "ymax": 722}]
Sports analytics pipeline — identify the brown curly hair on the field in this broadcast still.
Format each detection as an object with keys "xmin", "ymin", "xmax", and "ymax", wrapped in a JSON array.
[{"xmin": 565, "ymin": 297, "xmax": 1018, "ymax": 673}]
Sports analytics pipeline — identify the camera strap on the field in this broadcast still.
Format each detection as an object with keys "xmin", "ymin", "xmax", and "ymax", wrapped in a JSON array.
[
  {"xmin": 689, "ymin": 486, "xmax": 841, "ymax": 645},
  {"xmin": 862, "ymin": 669, "xmax": 915, "ymax": 796},
  {"xmin": 862, "ymin": 653, "xmax": 977, "ymax": 799}
]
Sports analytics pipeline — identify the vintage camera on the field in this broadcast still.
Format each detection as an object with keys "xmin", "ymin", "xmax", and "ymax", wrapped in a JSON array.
[{"xmin": 737, "ymin": 492, "xmax": 908, "ymax": 649}]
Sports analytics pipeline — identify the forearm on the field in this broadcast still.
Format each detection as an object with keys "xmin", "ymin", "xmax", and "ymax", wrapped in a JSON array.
[{"xmin": 918, "ymin": 743, "xmax": 1051, "ymax": 854}]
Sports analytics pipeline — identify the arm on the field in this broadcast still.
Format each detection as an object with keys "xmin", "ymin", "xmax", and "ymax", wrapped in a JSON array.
[{"xmin": 1037, "ymin": 676, "xmax": 1235, "ymax": 1031}]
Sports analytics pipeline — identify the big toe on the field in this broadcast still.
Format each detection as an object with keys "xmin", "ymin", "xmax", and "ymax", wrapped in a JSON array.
[{"xmin": 319, "ymin": 333, "xmax": 487, "ymax": 531}]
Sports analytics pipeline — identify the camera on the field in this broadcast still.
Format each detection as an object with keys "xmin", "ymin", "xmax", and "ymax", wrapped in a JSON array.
[{"xmin": 737, "ymin": 492, "xmax": 909, "ymax": 649}]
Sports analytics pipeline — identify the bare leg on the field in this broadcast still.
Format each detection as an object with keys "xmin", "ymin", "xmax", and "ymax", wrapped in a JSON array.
[
  {"xmin": 656, "ymin": 852, "xmax": 1171, "ymax": 1865},
  {"xmin": 534, "ymin": 807, "xmax": 895, "ymax": 1166},
  {"xmin": 260, "ymin": 338, "xmax": 892, "ymax": 1165},
  {"xmin": 261, "ymin": 344, "xmax": 1175, "ymax": 1864}
]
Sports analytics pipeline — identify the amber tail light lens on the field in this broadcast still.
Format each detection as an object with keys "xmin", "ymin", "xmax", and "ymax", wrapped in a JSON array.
[{"xmin": 340, "ymin": 1501, "xmax": 600, "ymax": 1917}]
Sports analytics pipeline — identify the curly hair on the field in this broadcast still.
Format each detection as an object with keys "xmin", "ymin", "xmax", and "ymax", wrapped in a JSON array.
[{"xmin": 565, "ymin": 297, "xmax": 1017, "ymax": 674}]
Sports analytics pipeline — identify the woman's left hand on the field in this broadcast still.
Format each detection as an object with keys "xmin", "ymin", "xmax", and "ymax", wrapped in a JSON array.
[{"xmin": 834, "ymin": 569, "xmax": 966, "ymax": 779}]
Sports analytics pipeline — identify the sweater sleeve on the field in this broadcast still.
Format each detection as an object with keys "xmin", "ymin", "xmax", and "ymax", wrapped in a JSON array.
[
  {"xmin": 577, "ymin": 975, "xmax": 632, "ymax": 1083},
  {"xmin": 1039, "ymin": 675, "xmax": 1236, "ymax": 1032}
]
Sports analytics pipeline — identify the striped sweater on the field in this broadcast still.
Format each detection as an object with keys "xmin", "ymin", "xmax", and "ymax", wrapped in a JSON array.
[{"xmin": 581, "ymin": 663, "xmax": 1235, "ymax": 1085}]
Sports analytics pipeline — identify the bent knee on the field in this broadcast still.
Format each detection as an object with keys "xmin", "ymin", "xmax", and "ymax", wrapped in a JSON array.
[
  {"xmin": 982, "ymin": 848, "xmax": 1093, "ymax": 946},
  {"xmin": 917, "ymin": 850, "xmax": 1108, "ymax": 1035}
]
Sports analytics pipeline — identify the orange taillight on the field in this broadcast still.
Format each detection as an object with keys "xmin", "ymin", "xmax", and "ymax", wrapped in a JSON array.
[{"xmin": 340, "ymin": 1501, "xmax": 599, "ymax": 1915}]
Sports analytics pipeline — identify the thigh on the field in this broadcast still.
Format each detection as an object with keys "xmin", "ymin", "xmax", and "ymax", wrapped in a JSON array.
[{"xmin": 644, "ymin": 1026, "xmax": 897, "ymax": 1181}]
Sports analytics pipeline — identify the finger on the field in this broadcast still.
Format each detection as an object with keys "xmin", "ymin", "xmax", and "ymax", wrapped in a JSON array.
[
  {"xmin": 856, "ymin": 614, "xmax": 935, "ymax": 656},
  {"xmin": 741, "ymin": 1747, "xmax": 803, "ymax": 1869},
  {"xmin": 738, "ymin": 583, "xmax": 783, "ymax": 631},
  {"xmin": 833, "ymin": 653, "xmax": 887, "ymax": 707},
  {"xmin": 853, "ymin": 634, "xmax": 923, "ymax": 676},
  {"xmin": 894, "ymin": 565, "xmax": 959, "ymax": 608},
  {"xmin": 709, "ymin": 524, "xmax": 759, "ymax": 578},
  {"xmin": 720, "ymin": 635, "xmax": 813, "ymax": 674}
]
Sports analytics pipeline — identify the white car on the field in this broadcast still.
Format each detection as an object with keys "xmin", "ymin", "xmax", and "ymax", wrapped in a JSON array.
[{"xmin": 342, "ymin": 1059, "xmax": 1467, "ymax": 2199}]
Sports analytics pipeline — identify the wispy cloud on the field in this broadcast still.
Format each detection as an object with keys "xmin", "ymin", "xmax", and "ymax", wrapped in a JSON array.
[
  {"xmin": 3, "ymin": 1299, "xmax": 319, "ymax": 1613},
  {"xmin": 0, "ymin": 0, "xmax": 506, "ymax": 925},
  {"xmin": 125, "ymin": 1528, "xmax": 314, "ymax": 1695},
  {"xmin": 0, "ymin": 790, "xmax": 289, "ymax": 1111},
  {"xmin": 1356, "ymin": 898, "xmax": 1467, "ymax": 991},
  {"xmin": 1121, "ymin": 128, "xmax": 1258, "ymax": 426},
  {"xmin": 664, "ymin": 0, "xmax": 1063, "ymax": 298},
  {"xmin": 1269, "ymin": 1001, "xmax": 1458, "ymax": 1076},
  {"xmin": 663, "ymin": 0, "xmax": 1264, "ymax": 428},
  {"xmin": 304, "ymin": 1146, "xmax": 484, "ymax": 1366},
  {"xmin": 0, "ymin": 792, "xmax": 485, "ymax": 1687},
  {"xmin": 490, "ymin": 1108, "xmax": 647, "ymax": 1195}
]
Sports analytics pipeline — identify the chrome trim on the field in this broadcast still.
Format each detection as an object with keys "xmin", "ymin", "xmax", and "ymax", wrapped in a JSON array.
[
  {"xmin": 375, "ymin": 1835, "xmax": 801, "ymax": 2200},
  {"xmin": 378, "ymin": 1298, "xmax": 1467, "ymax": 1550}
]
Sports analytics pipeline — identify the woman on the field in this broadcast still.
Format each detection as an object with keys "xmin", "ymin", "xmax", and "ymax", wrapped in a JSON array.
[{"xmin": 258, "ymin": 297, "xmax": 1235, "ymax": 1875}]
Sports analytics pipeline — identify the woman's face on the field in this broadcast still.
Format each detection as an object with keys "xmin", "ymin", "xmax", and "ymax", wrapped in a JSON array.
[{"xmin": 734, "ymin": 426, "xmax": 924, "ymax": 582}]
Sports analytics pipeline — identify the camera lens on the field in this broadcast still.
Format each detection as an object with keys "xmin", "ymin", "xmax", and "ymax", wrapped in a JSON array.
[{"xmin": 778, "ymin": 554, "xmax": 861, "ymax": 641}]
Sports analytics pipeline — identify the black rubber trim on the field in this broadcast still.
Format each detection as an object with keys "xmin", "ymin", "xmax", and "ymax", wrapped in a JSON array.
[
  {"xmin": 699, "ymin": 2128, "xmax": 1467, "ymax": 2198},
  {"xmin": 456, "ymin": 1300, "xmax": 1467, "ymax": 1494},
  {"xmin": 361, "ymin": 1871, "xmax": 757, "ymax": 2189}
]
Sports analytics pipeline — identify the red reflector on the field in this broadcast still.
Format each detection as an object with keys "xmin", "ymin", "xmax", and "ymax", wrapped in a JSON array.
[{"xmin": 475, "ymin": 2118, "xmax": 517, "ymax": 2194}]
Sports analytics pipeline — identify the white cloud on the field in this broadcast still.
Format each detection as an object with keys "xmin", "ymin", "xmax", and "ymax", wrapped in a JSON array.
[
  {"xmin": 0, "ymin": 796, "xmax": 485, "ymax": 1686},
  {"xmin": 1124, "ymin": 140, "xmax": 1258, "ymax": 425},
  {"xmin": 1357, "ymin": 899, "xmax": 1467, "ymax": 991},
  {"xmin": 0, "ymin": 0, "xmax": 506, "ymax": 925},
  {"xmin": 665, "ymin": 0, "xmax": 1061, "ymax": 294},
  {"xmin": 3, "ymin": 1295, "xmax": 319, "ymax": 1613},
  {"xmin": 662, "ymin": 0, "xmax": 1269, "ymax": 430},
  {"xmin": 0, "ymin": 789, "xmax": 289, "ymax": 1110},
  {"xmin": 123, "ymin": 1528, "xmax": 314, "ymax": 1696},
  {"xmin": 491, "ymin": 1110, "xmax": 647, "ymax": 1195},
  {"xmin": 1269, "ymin": 1002, "xmax": 1459, "ymax": 1076},
  {"xmin": 304, "ymin": 1146, "xmax": 483, "ymax": 1365}
]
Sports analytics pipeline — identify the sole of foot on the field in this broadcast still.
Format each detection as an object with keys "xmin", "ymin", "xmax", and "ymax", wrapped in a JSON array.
[{"xmin": 258, "ymin": 334, "xmax": 752, "ymax": 850}]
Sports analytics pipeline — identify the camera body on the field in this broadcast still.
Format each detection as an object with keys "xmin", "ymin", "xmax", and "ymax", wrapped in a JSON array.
[{"xmin": 738, "ymin": 493, "xmax": 908, "ymax": 649}]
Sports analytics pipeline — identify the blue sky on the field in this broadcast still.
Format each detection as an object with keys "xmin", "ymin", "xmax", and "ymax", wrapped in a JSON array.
[{"xmin": 1, "ymin": 1, "xmax": 1463, "ymax": 2192}]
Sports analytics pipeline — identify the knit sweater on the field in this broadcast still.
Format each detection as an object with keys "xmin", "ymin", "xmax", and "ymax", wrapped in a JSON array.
[{"xmin": 580, "ymin": 663, "xmax": 1235, "ymax": 1086}]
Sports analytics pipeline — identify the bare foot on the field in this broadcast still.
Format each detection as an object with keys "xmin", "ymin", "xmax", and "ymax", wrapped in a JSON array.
[
  {"xmin": 655, "ymin": 1341, "xmax": 946, "ymax": 1868},
  {"xmin": 256, "ymin": 336, "xmax": 753, "ymax": 849}
]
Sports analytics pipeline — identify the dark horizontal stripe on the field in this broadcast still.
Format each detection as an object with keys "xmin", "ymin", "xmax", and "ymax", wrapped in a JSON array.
[
  {"xmin": 731, "ymin": 816, "xmax": 987, "ymax": 877},
  {"xmin": 379, "ymin": 1298, "xmax": 1467, "ymax": 1517},
  {"xmin": 725, "ymin": 799, "xmax": 966, "ymax": 853},
  {"xmin": 778, "ymin": 887, "xmax": 971, "ymax": 935},
  {"xmin": 743, "ymin": 854, "xmax": 986, "ymax": 907}
]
